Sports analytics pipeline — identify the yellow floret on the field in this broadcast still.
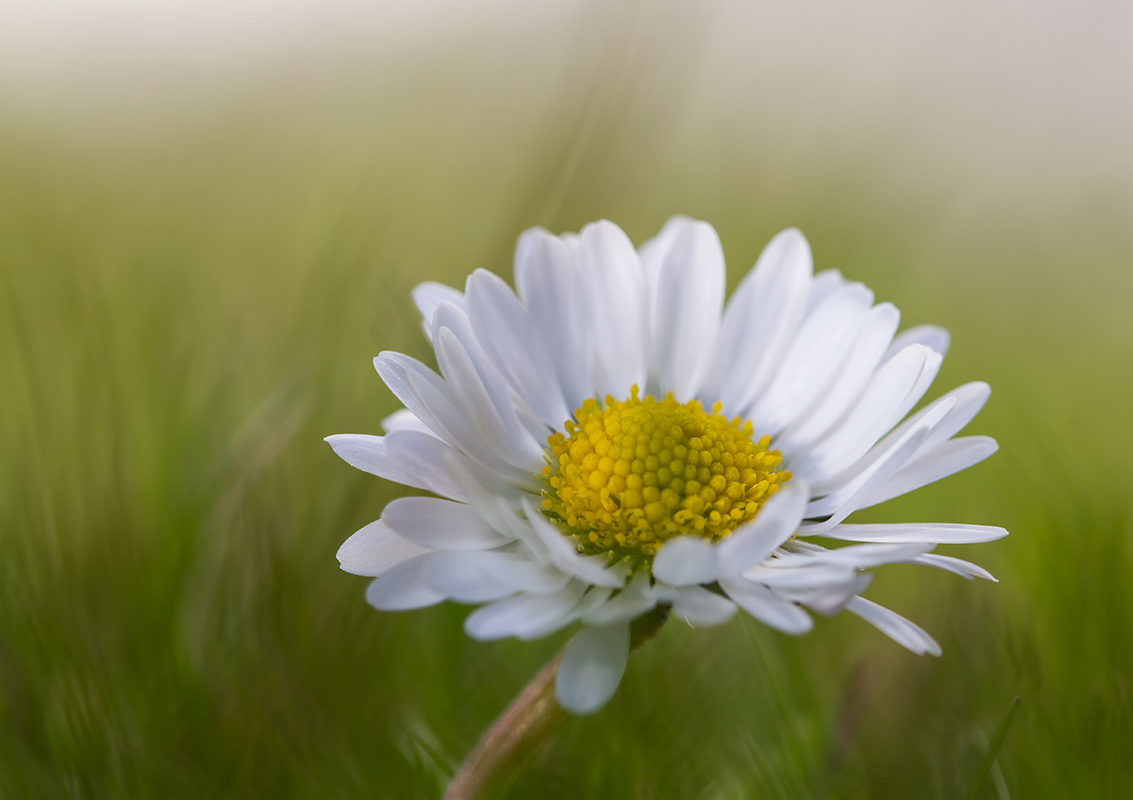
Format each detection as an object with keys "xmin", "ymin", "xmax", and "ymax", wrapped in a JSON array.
[{"xmin": 540, "ymin": 386, "xmax": 790, "ymax": 570}]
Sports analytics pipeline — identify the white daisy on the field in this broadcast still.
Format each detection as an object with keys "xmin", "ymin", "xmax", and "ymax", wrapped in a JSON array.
[{"xmin": 327, "ymin": 217, "xmax": 1006, "ymax": 715}]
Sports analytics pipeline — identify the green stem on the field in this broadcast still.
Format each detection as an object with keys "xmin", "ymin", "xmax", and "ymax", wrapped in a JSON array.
[{"xmin": 443, "ymin": 607, "xmax": 670, "ymax": 800}]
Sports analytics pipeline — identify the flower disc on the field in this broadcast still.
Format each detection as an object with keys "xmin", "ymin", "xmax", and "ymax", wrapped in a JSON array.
[{"xmin": 541, "ymin": 387, "xmax": 790, "ymax": 568}]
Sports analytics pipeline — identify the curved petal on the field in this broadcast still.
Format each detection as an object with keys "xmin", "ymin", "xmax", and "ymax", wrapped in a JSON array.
[
  {"xmin": 719, "ymin": 576, "xmax": 813, "ymax": 634},
  {"xmin": 884, "ymin": 324, "xmax": 950, "ymax": 362},
  {"xmin": 380, "ymin": 408, "xmax": 439, "ymax": 437},
  {"xmin": 463, "ymin": 580, "xmax": 589, "ymax": 641},
  {"xmin": 582, "ymin": 572, "xmax": 658, "ymax": 625},
  {"xmin": 514, "ymin": 228, "xmax": 595, "ymax": 412},
  {"xmin": 324, "ymin": 431, "xmax": 468, "ymax": 502},
  {"xmin": 434, "ymin": 326, "xmax": 545, "ymax": 471},
  {"xmin": 423, "ymin": 551, "xmax": 569, "ymax": 603},
  {"xmin": 653, "ymin": 584, "xmax": 737, "ymax": 626},
  {"xmin": 639, "ymin": 216, "xmax": 693, "ymax": 388},
  {"xmin": 789, "ymin": 344, "xmax": 933, "ymax": 485},
  {"xmin": 375, "ymin": 351, "xmax": 525, "ymax": 482},
  {"xmin": 780, "ymin": 541, "xmax": 934, "ymax": 569},
  {"xmin": 523, "ymin": 501, "xmax": 628, "ymax": 589},
  {"xmin": 804, "ymin": 268, "xmax": 845, "ymax": 315},
  {"xmin": 337, "ymin": 519, "xmax": 431, "ymax": 577},
  {"xmin": 412, "ymin": 281, "xmax": 465, "ymax": 341},
  {"xmin": 365, "ymin": 554, "xmax": 447, "ymax": 611},
  {"xmin": 717, "ymin": 480, "xmax": 810, "ymax": 576},
  {"xmin": 774, "ymin": 302, "xmax": 900, "ymax": 457},
  {"xmin": 906, "ymin": 382, "xmax": 991, "ymax": 460},
  {"xmin": 652, "ymin": 535, "xmax": 721, "ymax": 586},
  {"xmin": 710, "ymin": 228, "xmax": 814, "ymax": 415},
  {"xmin": 820, "ymin": 522, "xmax": 1008, "ymax": 544},
  {"xmin": 652, "ymin": 220, "xmax": 725, "ymax": 400},
  {"xmin": 464, "ymin": 268, "xmax": 570, "ymax": 427},
  {"xmin": 797, "ymin": 573, "xmax": 874, "ymax": 616},
  {"xmin": 575, "ymin": 220, "xmax": 647, "ymax": 399},
  {"xmin": 639, "ymin": 216, "xmax": 690, "ymax": 296},
  {"xmin": 747, "ymin": 283, "xmax": 873, "ymax": 436},
  {"xmin": 909, "ymin": 553, "xmax": 997, "ymax": 582},
  {"xmin": 800, "ymin": 423, "xmax": 934, "ymax": 534},
  {"xmin": 861, "ymin": 435, "xmax": 999, "ymax": 508},
  {"xmin": 431, "ymin": 300, "xmax": 546, "ymax": 448},
  {"xmin": 555, "ymin": 622, "xmax": 630, "ymax": 715},
  {"xmin": 382, "ymin": 496, "xmax": 513, "ymax": 550},
  {"xmin": 846, "ymin": 596, "xmax": 941, "ymax": 656},
  {"xmin": 783, "ymin": 573, "xmax": 874, "ymax": 617},
  {"xmin": 741, "ymin": 562, "xmax": 858, "ymax": 589}
]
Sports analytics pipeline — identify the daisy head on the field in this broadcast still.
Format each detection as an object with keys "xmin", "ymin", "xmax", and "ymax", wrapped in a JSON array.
[{"xmin": 327, "ymin": 217, "xmax": 1006, "ymax": 714}]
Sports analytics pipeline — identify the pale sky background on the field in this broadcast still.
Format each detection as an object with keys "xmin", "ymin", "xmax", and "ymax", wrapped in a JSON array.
[{"xmin": 1, "ymin": 1, "xmax": 1131, "ymax": 214}]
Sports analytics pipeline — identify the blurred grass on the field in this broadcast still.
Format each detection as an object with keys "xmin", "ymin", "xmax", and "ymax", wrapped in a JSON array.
[{"xmin": 1, "ymin": 40, "xmax": 1132, "ymax": 800}]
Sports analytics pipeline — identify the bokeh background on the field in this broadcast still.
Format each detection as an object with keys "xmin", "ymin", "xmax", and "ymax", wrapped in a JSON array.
[{"xmin": 1, "ymin": 2, "xmax": 1131, "ymax": 797}]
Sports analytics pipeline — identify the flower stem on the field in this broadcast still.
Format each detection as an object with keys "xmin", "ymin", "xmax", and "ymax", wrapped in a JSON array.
[{"xmin": 443, "ymin": 606, "xmax": 670, "ymax": 800}]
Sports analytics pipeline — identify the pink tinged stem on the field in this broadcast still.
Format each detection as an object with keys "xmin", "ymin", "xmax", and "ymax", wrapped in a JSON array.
[{"xmin": 443, "ymin": 606, "xmax": 670, "ymax": 800}]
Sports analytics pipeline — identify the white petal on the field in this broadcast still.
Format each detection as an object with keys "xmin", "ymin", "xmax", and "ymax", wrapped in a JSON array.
[
  {"xmin": 820, "ymin": 522, "xmax": 1009, "ymax": 544},
  {"xmin": 423, "ymin": 551, "xmax": 569, "ymax": 603},
  {"xmin": 555, "ymin": 622, "xmax": 630, "ymax": 715},
  {"xmin": 790, "ymin": 344, "xmax": 932, "ymax": 485},
  {"xmin": 582, "ymin": 572, "xmax": 658, "ymax": 625},
  {"xmin": 821, "ymin": 378, "xmax": 987, "ymax": 504},
  {"xmin": 741, "ymin": 563, "xmax": 858, "ymax": 589},
  {"xmin": 652, "ymin": 220, "xmax": 725, "ymax": 400},
  {"xmin": 434, "ymin": 327, "xmax": 545, "ymax": 471},
  {"xmin": 893, "ymin": 348, "xmax": 943, "ymax": 426},
  {"xmin": 563, "ymin": 586, "xmax": 616, "ymax": 622},
  {"xmin": 909, "ymin": 554, "xmax": 997, "ymax": 582},
  {"xmin": 365, "ymin": 554, "xmax": 447, "ymax": 611},
  {"xmin": 783, "ymin": 541, "xmax": 934, "ymax": 569},
  {"xmin": 514, "ymin": 228, "xmax": 594, "ymax": 412},
  {"xmin": 441, "ymin": 453, "xmax": 545, "ymax": 555},
  {"xmin": 803, "ymin": 268, "xmax": 845, "ymax": 315},
  {"xmin": 717, "ymin": 480, "xmax": 810, "ymax": 575},
  {"xmin": 747, "ymin": 284, "xmax": 873, "ymax": 435},
  {"xmin": 375, "ymin": 352, "xmax": 523, "ymax": 481},
  {"xmin": 382, "ymin": 496, "xmax": 513, "ymax": 550},
  {"xmin": 639, "ymin": 216, "xmax": 690, "ymax": 294},
  {"xmin": 846, "ymin": 596, "xmax": 942, "ymax": 656},
  {"xmin": 864, "ymin": 436, "xmax": 998, "ymax": 508},
  {"xmin": 575, "ymin": 220, "xmax": 647, "ymax": 399},
  {"xmin": 652, "ymin": 535, "xmax": 721, "ymax": 586},
  {"xmin": 774, "ymin": 302, "xmax": 900, "ymax": 456},
  {"xmin": 464, "ymin": 269, "xmax": 570, "ymax": 428},
  {"xmin": 337, "ymin": 519, "xmax": 431, "ymax": 577},
  {"xmin": 719, "ymin": 576, "xmax": 813, "ymax": 634},
  {"xmin": 324, "ymin": 431, "xmax": 467, "ymax": 502},
  {"xmin": 524, "ymin": 501, "xmax": 627, "ymax": 589},
  {"xmin": 801, "ymin": 423, "xmax": 935, "ymax": 534},
  {"xmin": 639, "ymin": 216, "xmax": 693, "ymax": 387},
  {"xmin": 412, "ymin": 281, "xmax": 465, "ymax": 341},
  {"xmin": 710, "ymin": 229, "xmax": 813, "ymax": 415},
  {"xmin": 431, "ymin": 300, "xmax": 539, "ymax": 444},
  {"xmin": 654, "ymin": 584, "xmax": 737, "ymax": 627},
  {"xmin": 906, "ymin": 382, "xmax": 991, "ymax": 460},
  {"xmin": 380, "ymin": 408, "xmax": 439, "ymax": 437},
  {"xmin": 516, "ymin": 586, "xmax": 616, "ymax": 641},
  {"xmin": 793, "ymin": 574, "xmax": 873, "ymax": 617},
  {"xmin": 463, "ymin": 581, "xmax": 589, "ymax": 641},
  {"xmin": 884, "ymin": 324, "xmax": 950, "ymax": 361},
  {"xmin": 813, "ymin": 382, "xmax": 972, "ymax": 503}
]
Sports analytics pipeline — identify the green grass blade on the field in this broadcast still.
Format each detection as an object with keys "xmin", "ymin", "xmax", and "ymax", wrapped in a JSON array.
[{"xmin": 966, "ymin": 696, "xmax": 1022, "ymax": 800}]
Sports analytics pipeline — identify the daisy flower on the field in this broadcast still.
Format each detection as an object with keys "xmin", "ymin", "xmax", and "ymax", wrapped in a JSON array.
[{"xmin": 327, "ymin": 217, "xmax": 1006, "ymax": 715}]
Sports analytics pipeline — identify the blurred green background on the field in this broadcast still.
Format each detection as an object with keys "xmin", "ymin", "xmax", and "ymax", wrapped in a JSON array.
[{"xmin": 1, "ymin": 2, "xmax": 1131, "ymax": 798}]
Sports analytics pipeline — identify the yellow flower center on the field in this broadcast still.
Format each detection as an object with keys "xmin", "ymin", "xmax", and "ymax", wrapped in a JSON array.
[{"xmin": 540, "ymin": 387, "xmax": 790, "ymax": 570}]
